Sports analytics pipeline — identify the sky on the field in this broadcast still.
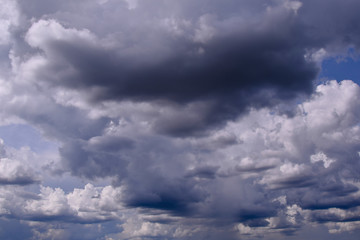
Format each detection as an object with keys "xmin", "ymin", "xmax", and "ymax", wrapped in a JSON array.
[{"xmin": 0, "ymin": 0, "xmax": 360, "ymax": 239}]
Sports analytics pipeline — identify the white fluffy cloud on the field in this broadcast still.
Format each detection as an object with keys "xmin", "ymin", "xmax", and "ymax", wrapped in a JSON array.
[
  {"xmin": 0, "ymin": 139, "xmax": 39, "ymax": 185},
  {"xmin": 24, "ymin": 183, "xmax": 124, "ymax": 222},
  {"xmin": 0, "ymin": 183, "xmax": 124, "ymax": 222}
]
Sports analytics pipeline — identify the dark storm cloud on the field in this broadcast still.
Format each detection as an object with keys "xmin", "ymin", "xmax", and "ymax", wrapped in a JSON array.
[
  {"xmin": 236, "ymin": 207, "xmax": 276, "ymax": 222},
  {"xmin": 319, "ymin": 183, "xmax": 359, "ymax": 197},
  {"xmin": 49, "ymin": 28, "xmax": 317, "ymax": 103},
  {"xmin": 21, "ymin": 0, "xmax": 322, "ymax": 136},
  {"xmin": 282, "ymin": 178, "xmax": 360, "ymax": 211},
  {"xmin": 303, "ymin": 196, "xmax": 360, "ymax": 210},
  {"xmin": 126, "ymin": 190, "xmax": 198, "ymax": 214},
  {"xmin": 0, "ymin": 176, "xmax": 38, "ymax": 186},
  {"xmin": 124, "ymin": 174, "xmax": 207, "ymax": 215},
  {"xmin": 20, "ymin": 0, "xmax": 360, "ymax": 136}
]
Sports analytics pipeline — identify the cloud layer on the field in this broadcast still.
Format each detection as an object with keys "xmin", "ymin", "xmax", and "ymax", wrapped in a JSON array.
[{"xmin": 0, "ymin": 0, "xmax": 359, "ymax": 239}]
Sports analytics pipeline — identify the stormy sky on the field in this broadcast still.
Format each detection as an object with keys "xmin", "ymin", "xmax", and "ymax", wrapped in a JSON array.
[{"xmin": 0, "ymin": 0, "xmax": 360, "ymax": 239}]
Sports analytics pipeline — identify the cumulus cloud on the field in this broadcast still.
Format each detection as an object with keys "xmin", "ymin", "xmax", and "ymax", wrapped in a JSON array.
[
  {"xmin": 25, "ymin": 183, "xmax": 123, "ymax": 223},
  {"xmin": 20, "ymin": 80, "xmax": 356, "ymax": 239},
  {"xmin": 0, "ymin": 139, "xmax": 39, "ymax": 185},
  {"xmin": 0, "ymin": 183, "xmax": 123, "ymax": 223}
]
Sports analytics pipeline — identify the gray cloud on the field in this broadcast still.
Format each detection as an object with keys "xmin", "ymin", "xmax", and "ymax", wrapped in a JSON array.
[
  {"xmin": 47, "ymin": 81, "xmax": 360, "ymax": 239},
  {"xmin": 0, "ymin": 0, "xmax": 359, "ymax": 239},
  {"xmin": 17, "ymin": 0, "xmax": 320, "ymax": 136},
  {"xmin": 15, "ymin": 0, "xmax": 360, "ymax": 137}
]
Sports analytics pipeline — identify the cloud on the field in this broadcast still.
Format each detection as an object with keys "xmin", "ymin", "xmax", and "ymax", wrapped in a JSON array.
[
  {"xmin": 14, "ymin": 0, "xmax": 360, "ymax": 137},
  {"xmin": 0, "ymin": 0, "xmax": 19, "ymax": 45},
  {"xmin": 0, "ymin": 183, "xmax": 124, "ymax": 224},
  {"xmin": 18, "ymin": 1, "xmax": 321, "ymax": 136},
  {"xmin": 0, "ymin": 0, "xmax": 359, "ymax": 239},
  {"xmin": 8, "ymin": 0, "xmax": 360, "ymax": 138},
  {"xmin": 0, "ymin": 139, "xmax": 39, "ymax": 185},
  {"xmin": 32, "ymin": 80, "xmax": 359, "ymax": 238},
  {"xmin": 25, "ymin": 183, "xmax": 123, "ymax": 223},
  {"xmin": 0, "ymin": 158, "xmax": 38, "ymax": 185}
]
